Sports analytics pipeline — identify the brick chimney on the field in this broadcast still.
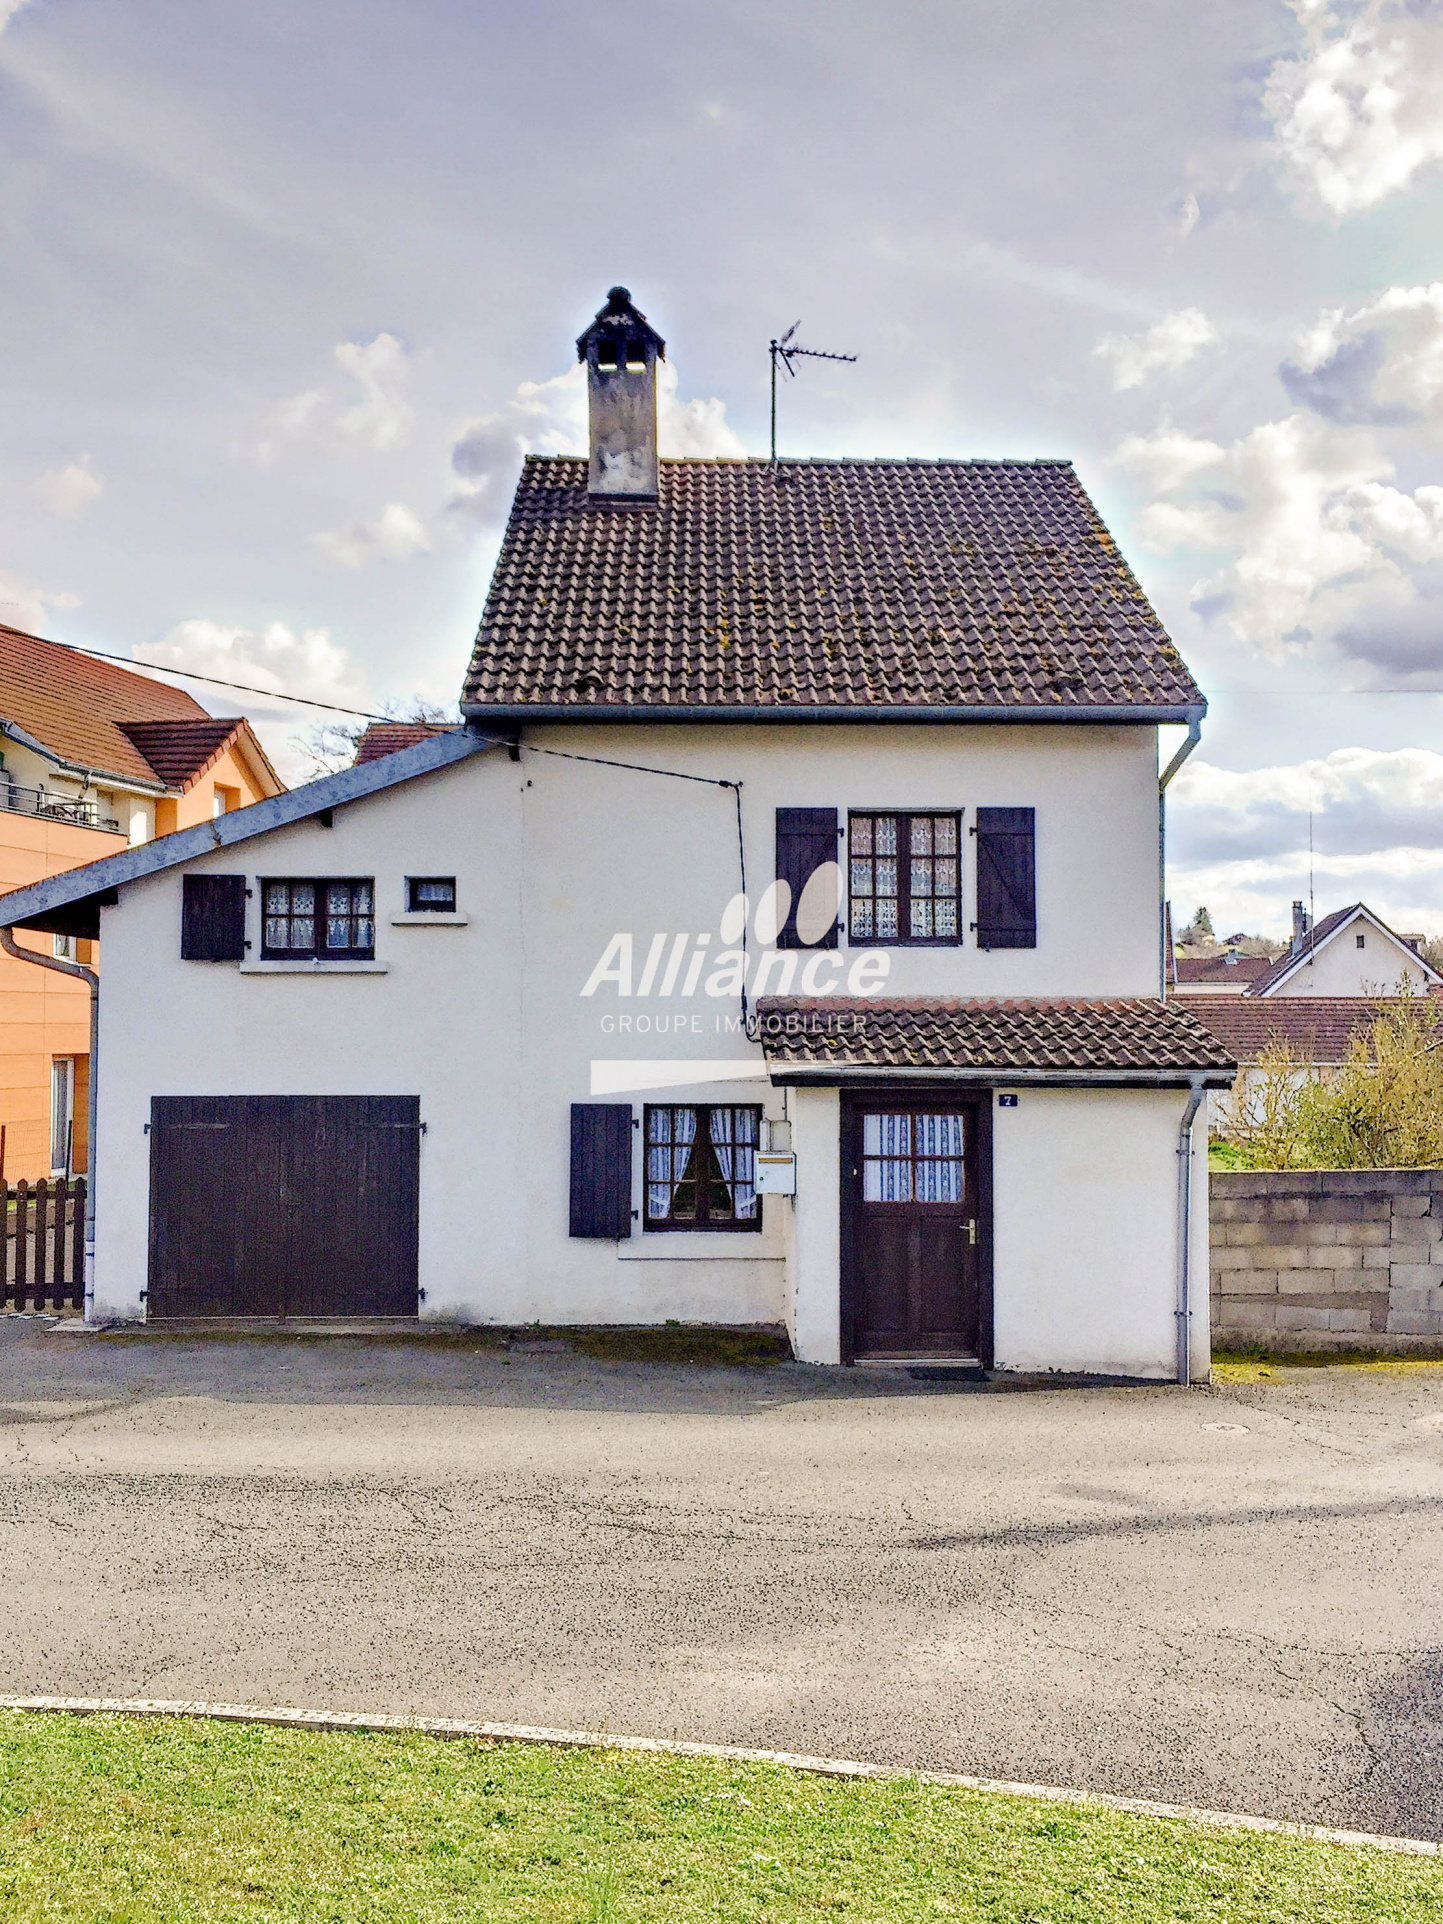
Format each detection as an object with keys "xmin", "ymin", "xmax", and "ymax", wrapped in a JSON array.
[
  {"xmin": 1291, "ymin": 900, "xmax": 1312, "ymax": 955},
  {"xmin": 576, "ymin": 286, "xmax": 666, "ymax": 500}
]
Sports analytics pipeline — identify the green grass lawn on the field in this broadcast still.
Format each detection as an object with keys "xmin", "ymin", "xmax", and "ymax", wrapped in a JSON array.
[{"xmin": 0, "ymin": 1713, "xmax": 1439, "ymax": 1921}]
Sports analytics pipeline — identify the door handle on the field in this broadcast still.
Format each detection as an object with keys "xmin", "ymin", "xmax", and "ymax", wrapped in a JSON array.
[{"xmin": 964, "ymin": 1219, "xmax": 977, "ymax": 1245}]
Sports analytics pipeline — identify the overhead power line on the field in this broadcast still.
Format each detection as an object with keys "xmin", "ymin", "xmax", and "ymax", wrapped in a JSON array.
[{"xmin": 55, "ymin": 638, "xmax": 391, "ymax": 720}]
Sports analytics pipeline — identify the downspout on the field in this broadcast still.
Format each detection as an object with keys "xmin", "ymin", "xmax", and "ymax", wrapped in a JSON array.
[
  {"xmin": 1158, "ymin": 712, "xmax": 1203, "ymax": 999},
  {"xmin": 1176, "ymin": 1074, "xmax": 1206, "ymax": 1387},
  {"xmin": 0, "ymin": 927, "xmax": 99, "ymax": 1322}
]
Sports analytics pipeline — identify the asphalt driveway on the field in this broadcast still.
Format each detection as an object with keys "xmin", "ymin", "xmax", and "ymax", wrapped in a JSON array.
[{"xmin": 2, "ymin": 1321, "xmax": 1441, "ymax": 1840}]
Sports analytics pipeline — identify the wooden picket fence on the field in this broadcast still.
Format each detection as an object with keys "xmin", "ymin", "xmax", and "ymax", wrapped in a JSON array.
[{"xmin": 4, "ymin": 1178, "xmax": 86, "ymax": 1316}]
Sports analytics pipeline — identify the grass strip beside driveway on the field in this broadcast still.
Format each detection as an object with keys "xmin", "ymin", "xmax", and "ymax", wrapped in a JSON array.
[{"xmin": 1, "ymin": 1712, "xmax": 1440, "ymax": 1921}]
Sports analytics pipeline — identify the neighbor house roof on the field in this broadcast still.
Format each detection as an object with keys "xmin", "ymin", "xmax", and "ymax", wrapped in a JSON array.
[
  {"xmin": 1173, "ymin": 953, "xmax": 1272, "ymax": 988},
  {"xmin": 463, "ymin": 457, "xmax": 1205, "ymax": 720},
  {"xmin": 0, "ymin": 623, "xmax": 211, "ymax": 788},
  {"xmin": 353, "ymin": 722, "xmax": 456, "ymax": 765},
  {"xmin": 756, "ymin": 997, "xmax": 1235, "ymax": 1082},
  {"xmin": 1243, "ymin": 903, "xmax": 1441, "ymax": 996},
  {"xmin": 117, "ymin": 718, "xmax": 283, "ymax": 796},
  {"xmin": 0, "ymin": 726, "xmax": 498, "ymax": 939},
  {"xmin": 1187, "ymin": 997, "xmax": 1391, "ymax": 1064}
]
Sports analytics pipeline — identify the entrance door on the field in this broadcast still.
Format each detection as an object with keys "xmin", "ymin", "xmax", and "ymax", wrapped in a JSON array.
[
  {"xmin": 846, "ymin": 1098, "xmax": 982, "ymax": 1358},
  {"xmin": 148, "ymin": 1095, "xmax": 421, "ymax": 1319}
]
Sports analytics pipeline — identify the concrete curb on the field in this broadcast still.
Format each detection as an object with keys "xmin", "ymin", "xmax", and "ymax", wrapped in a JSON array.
[{"xmin": 1, "ymin": 1696, "xmax": 1435, "ymax": 1858}]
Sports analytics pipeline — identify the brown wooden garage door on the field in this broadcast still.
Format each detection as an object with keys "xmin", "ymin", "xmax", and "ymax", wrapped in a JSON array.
[{"xmin": 147, "ymin": 1096, "xmax": 420, "ymax": 1319}]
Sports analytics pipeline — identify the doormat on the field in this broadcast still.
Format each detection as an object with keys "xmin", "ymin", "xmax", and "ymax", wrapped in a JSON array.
[{"xmin": 907, "ymin": 1365, "xmax": 989, "ymax": 1385}]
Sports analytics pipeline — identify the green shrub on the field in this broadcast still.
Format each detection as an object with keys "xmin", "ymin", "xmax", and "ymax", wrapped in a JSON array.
[{"xmin": 1217, "ymin": 986, "xmax": 1443, "ymax": 1169}]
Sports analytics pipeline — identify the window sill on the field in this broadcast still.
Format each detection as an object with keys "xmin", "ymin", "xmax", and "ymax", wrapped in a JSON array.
[
  {"xmin": 239, "ymin": 959, "xmax": 389, "ymax": 975},
  {"xmin": 619, "ymin": 1235, "xmax": 781, "ymax": 1262},
  {"xmin": 390, "ymin": 912, "xmax": 470, "ymax": 927}
]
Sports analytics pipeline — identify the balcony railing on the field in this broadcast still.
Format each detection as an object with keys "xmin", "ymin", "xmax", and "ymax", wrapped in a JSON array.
[{"xmin": 0, "ymin": 782, "xmax": 121, "ymax": 833}]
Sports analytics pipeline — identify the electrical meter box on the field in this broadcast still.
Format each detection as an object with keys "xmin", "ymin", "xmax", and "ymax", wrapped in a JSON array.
[{"xmin": 755, "ymin": 1152, "xmax": 797, "ymax": 1196}]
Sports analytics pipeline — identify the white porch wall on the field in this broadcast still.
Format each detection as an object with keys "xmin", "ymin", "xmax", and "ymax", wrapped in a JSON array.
[
  {"xmin": 91, "ymin": 720, "xmax": 1166, "ymax": 1331},
  {"xmin": 992, "ymin": 1087, "xmax": 1206, "ymax": 1380},
  {"xmin": 790, "ymin": 1086, "xmax": 841, "ymax": 1363}
]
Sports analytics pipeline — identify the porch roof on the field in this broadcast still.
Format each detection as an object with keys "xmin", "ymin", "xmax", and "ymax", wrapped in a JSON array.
[{"xmin": 756, "ymin": 996, "xmax": 1236, "ymax": 1085}]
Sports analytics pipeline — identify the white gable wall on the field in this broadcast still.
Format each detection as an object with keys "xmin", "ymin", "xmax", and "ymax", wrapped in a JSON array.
[
  {"xmin": 1267, "ymin": 920, "xmax": 1433, "ymax": 997},
  {"xmin": 90, "ymin": 719, "xmax": 1177, "ymax": 1362}
]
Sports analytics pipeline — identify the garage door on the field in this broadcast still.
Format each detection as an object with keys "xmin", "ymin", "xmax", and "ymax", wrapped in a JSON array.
[{"xmin": 147, "ymin": 1096, "xmax": 420, "ymax": 1319}]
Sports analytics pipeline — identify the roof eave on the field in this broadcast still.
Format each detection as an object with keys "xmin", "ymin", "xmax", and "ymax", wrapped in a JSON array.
[
  {"xmin": 0, "ymin": 719, "xmax": 170, "ymax": 796},
  {"xmin": 765, "ymin": 1065, "xmax": 1236, "ymax": 1087},
  {"xmin": 460, "ymin": 701, "xmax": 1207, "ymax": 726},
  {"xmin": 0, "ymin": 725, "xmax": 499, "ymax": 930}
]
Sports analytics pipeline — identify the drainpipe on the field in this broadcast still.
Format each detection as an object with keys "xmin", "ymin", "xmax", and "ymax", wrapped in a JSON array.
[
  {"xmin": 0, "ymin": 927, "xmax": 99, "ymax": 1322},
  {"xmin": 1175, "ymin": 1073, "xmax": 1206, "ymax": 1387},
  {"xmin": 1158, "ymin": 712, "xmax": 1204, "ymax": 999}
]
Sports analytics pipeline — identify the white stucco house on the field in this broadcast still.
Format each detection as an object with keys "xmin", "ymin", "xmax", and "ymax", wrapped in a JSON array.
[{"xmin": 0, "ymin": 287, "xmax": 1234, "ymax": 1379}]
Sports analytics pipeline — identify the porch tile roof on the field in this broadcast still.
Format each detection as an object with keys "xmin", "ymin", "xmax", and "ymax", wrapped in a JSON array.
[
  {"xmin": 463, "ymin": 457, "xmax": 1203, "ymax": 716},
  {"xmin": 755, "ymin": 996, "xmax": 1236, "ymax": 1075}
]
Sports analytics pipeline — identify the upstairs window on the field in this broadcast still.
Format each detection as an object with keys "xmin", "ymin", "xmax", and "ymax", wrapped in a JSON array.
[
  {"xmin": 645, "ymin": 1105, "xmax": 761, "ymax": 1231},
  {"xmin": 262, "ymin": 879, "xmax": 374, "ymax": 961},
  {"xmin": 848, "ymin": 811, "xmax": 961, "ymax": 945},
  {"xmin": 407, "ymin": 876, "xmax": 457, "ymax": 913}
]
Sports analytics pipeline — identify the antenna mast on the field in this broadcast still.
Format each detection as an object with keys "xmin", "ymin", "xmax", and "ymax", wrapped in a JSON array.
[{"xmin": 769, "ymin": 323, "xmax": 857, "ymax": 461}]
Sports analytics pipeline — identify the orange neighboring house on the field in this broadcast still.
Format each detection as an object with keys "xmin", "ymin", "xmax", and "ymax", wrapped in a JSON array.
[{"xmin": 0, "ymin": 624, "xmax": 283, "ymax": 1181}]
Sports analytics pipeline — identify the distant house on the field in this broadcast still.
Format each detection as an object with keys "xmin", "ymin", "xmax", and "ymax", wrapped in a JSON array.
[
  {"xmin": 0, "ymin": 625, "xmax": 283, "ymax": 1180},
  {"xmin": 353, "ymin": 722, "xmax": 456, "ymax": 765},
  {"xmin": 1242, "ymin": 901, "xmax": 1439, "ymax": 999},
  {"xmin": 1171, "ymin": 952, "xmax": 1272, "ymax": 994}
]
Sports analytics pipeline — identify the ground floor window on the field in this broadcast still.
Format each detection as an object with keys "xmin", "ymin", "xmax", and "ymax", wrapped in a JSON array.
[
  {"xmin": 262, "ymin": 879, "xmax": 375, "ymax": 959},
  {"xmin": 645, "ymin": 1105, "xmax": 761, "ymax": 1230},
  {"xmin": 50, "ymin": 1057, "xmax": 74, "ymax": 1176}
]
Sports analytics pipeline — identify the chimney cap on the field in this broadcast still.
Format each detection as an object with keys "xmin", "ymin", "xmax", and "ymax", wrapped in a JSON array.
[{"xmin": 576, "ymin": 286, "xmax": 666, "ymax": 362}]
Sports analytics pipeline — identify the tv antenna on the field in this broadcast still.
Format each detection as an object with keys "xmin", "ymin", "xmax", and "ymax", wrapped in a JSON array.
[{"xmin": 770, "ymin": 322, "xmax": 857, "ymax": 461}]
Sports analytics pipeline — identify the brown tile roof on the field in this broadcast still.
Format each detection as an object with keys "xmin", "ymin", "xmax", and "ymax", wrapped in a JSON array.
[
  {"xmin": 118, "ymin": 720, "xmax": 243, "ymax": 788},
  {"xmin": 0, "ymin": 624, "xmax": 208, "ymax": 785},
  {"xmin": 1186, "ymin": 996, "xmax": 1400, "ymax": 1064},
  {"xmin": 1174, "ymin": 953, "xmax": 1272, "ymax": 986},
  {"xmin": 756, "ymin": 997, "xmax": 1235, "ymax": 1076},
  {"xmin": 353, "ymin": 721, "xmax": 456, "ymax": 765},
  {"xmin": 463, "ymin": 458, "xmax": 1204, "ymax": 716}
]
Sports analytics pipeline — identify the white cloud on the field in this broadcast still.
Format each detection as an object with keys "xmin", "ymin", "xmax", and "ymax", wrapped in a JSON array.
[
  {"xmin": 134, "ymin": 618, "xmax": 367, "ymax": 709},
  {"xmin": 311, "ymin": 501, "xmax": 432, "ymax": 570},
  {"xmin": 449, "ymin": 359, "xmax": 747, "ymax": 526},
  {"xmin": 34, "ymin": 454, "xmax": 103, "ymax": 517},
  {"xmin": 0, "ymin": 571, "xmax": 79, "ymax": 632},
  {"xmin": 1114, "ymin": 378, "xmax": 1443, "ymax": 657},
  {"xmin": 1281, "ymin": 281, "xmax": 1443, "ymax": 424},
  {"xmin": 266, "ymin": 333, "xmax": 413, "ymax": 455},
  {"xmin": 1264, "ymin": 0, "xmax": 1443, "ymax": 216},
  {"xmin": 333, "ymin": 333, "xmax": 413, "ymax": 450},
  {"xmin": 1110, "ymin": 424, "xmax": 1225, "ymax": 493},
  {"xmin": 1167, "ymin": 746, "xmax": 1443, "ymax": 939},
  {"xmin": 1174, "ymin": 745, "xmax": 1443, "ymax": 816},
  {"xmin": 1176, "ymin": 192, "xmax": 1201, "ymax": 237},
  {"xmin": 0, "ymin": 2, "xmax": 32, "ymax": 29},
  {"xmin": 1093, "ymin": 307, "xmax": 1218, "ymax": 390}
]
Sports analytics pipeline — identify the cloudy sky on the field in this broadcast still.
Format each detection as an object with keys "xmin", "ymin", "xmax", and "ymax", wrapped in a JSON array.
[{"xmin": 3, "ymin": 0, "xmax": 1443, "ymax": 939}]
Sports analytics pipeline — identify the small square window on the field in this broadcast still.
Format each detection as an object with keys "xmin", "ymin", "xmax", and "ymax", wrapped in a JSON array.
[
  {"xmin": 407, "ymin": 876, "xmax": 457, "ymax": 914},
  {"xmin": 1356, "ymin": 932, "xmax": 1366, "ymax": 948}
]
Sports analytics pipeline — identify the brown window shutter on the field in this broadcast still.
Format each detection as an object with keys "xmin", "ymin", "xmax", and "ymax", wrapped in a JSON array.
[
  {"xmin": 569, "ymin": 1103, "xmax": 634, "ymax": 1238},
  {"xmin": 181, "ymin": 875, "xmax": 247, "ymax": 961},
  {"xmin": 775, "ymin": 807, "xmax": 840, "ymax": 950},
  {"xmin": 974, "ymin": 808, "xmax": 1036, "ymax": 950}
]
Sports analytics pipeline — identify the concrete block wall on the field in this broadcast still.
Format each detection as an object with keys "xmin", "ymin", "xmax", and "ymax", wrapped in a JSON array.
[{"xmin": 1211, "ymin": 1169, "xmax": 1443, "ymax": 1350}]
